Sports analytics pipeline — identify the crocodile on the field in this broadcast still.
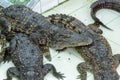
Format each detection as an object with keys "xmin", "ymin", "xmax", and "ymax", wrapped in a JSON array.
[
  {"xmin": 4, "ymin": 33, "xmax": 65, "ymax": 80},
  {"xmin": 47, "ymin": 14, "xmax": 120, "ymax": 80},
  {"xmin": 89, "ymin": 0, "xmax": 120, "ymax": 30},
  {"xmin": 0, "ymin": 5, "xmax": 93, "ymax": 61},
  {"xmin": 0, "ymin": 34, "xmax": 7, "ymax": 63}
]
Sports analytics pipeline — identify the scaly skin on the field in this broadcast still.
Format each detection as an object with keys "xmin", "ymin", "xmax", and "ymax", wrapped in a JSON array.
[
  {"xmin": 47, "ymin": 14, "xmax": 120, "ymax": 80},
  {"xmin": 90, "ymin": 0, "xmax": 120, "ymax": 30},
  {"xmin": 4, "ymin": 33, "xmax": 65, "ymax": 80},
  {"xmin": 0, "ymin": 5, "xmax": 6, "ymax": 62},
  {"xmin": 0, "ymin": 5, "xmax": 93, "ymax": 61},
  {"xmin": 0, "ymin": 34, "xmax": 7, "ymax": 63}
]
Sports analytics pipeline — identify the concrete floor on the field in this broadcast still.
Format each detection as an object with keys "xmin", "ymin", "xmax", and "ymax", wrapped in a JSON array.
[{"xmin": 0, "ymin": 0, "xmax": 120, "ymax": 80}]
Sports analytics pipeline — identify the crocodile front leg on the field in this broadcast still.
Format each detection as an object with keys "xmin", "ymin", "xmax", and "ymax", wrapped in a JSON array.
[
  {"xmin": 77, "ymin": 62, "xmax": 93, "ymax": 80},
  {"xmin": 43, "ymin": 63, "xmax": 65, "ymax": 80},
  {"xmin": 4, "ymin": 67, "xmax": 19, "ymax": 80}
]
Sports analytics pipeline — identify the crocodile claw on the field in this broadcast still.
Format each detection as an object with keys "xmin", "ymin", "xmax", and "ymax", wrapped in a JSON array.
[{"xmin": 54, "ymin": 72, "xmax": 66, "ymax": 80}]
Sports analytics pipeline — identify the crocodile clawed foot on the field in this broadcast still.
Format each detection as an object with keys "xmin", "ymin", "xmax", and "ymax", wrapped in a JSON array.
[
  {"xmin": 76, "ymin": 75, "xmax": 81, "ymax": 79},
  {"xmin": 55, "ymin": 72, "xmax": 66, "ymax": 80}
]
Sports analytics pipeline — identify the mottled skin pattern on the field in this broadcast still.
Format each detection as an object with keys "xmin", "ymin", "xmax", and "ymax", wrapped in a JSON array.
[
  {"xmin": 0, "ymin": 6, "xmax": 6, "ymax": 62},
  {"xmin": 47, "ymin": 14, "xmax": 120, "ymax": 80},
  {"xmin": 4, "ymin": 33, "xmax": 65, "ymax": 80},
  {"xmin": 0, "ymin": 34, "xmax": 7, "ymax": 63},
  {"xmin": 0, "ymin": 5, "xmax": 93, "ymax": 61},
  {"xmin": 89, "ymin": 0, "xmax": 120, "ymax": 30}
]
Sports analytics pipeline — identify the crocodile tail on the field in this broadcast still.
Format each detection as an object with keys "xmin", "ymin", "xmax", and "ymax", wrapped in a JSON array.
[
  {"xmin": 94, "ymin": 17, "xmax": 113, "ymax": 31},
  {"xmin": 90, "ymin": 0, "xmax": 117, "ymax": 30}
]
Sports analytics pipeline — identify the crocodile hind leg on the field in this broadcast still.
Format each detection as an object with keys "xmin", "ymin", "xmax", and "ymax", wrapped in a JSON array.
[
  {"xmin": 4, "ymin": 67, "xmax": 19, "ymax": 80},
  {"xmin": 77, "ymin": 62, "xmax": 93, "ymax": 80},
  {"xmin": 42, "ymin": 63, "xmax": 65, "ymax": 80}
]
